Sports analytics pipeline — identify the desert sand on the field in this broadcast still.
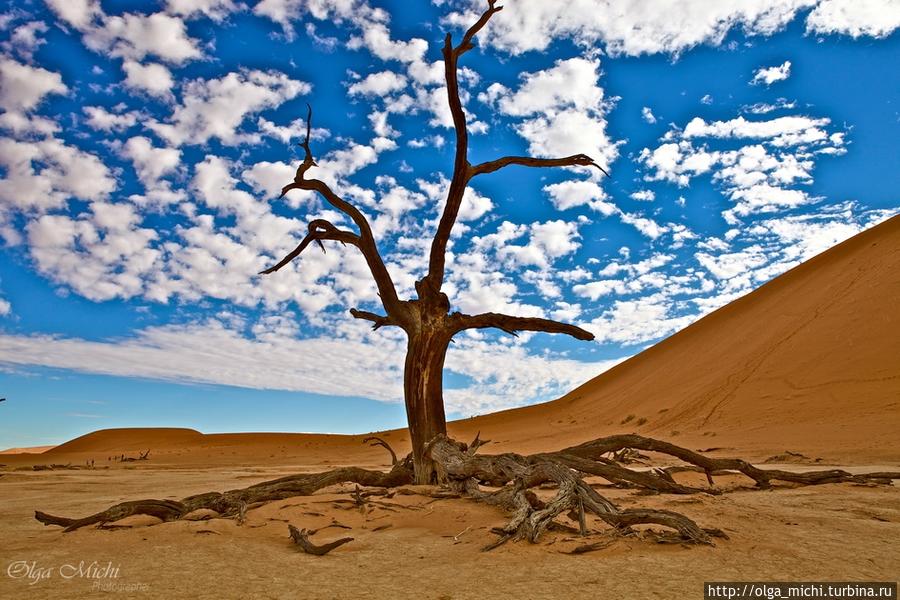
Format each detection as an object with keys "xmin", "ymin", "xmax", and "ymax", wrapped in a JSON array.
[{"xmin": 1, "ymin": 216, "xmax": 898, "ymax": 599}]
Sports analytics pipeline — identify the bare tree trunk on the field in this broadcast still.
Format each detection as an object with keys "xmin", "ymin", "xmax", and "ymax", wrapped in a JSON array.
[{"xmin": 403, "ymin": 329, "xmax": 450, "ymax": 484}]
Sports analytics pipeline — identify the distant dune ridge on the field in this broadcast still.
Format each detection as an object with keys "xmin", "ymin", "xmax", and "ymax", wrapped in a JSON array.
[{"xmin": 2, "ymin": 215, "xmax": 898, "ymax": 465}]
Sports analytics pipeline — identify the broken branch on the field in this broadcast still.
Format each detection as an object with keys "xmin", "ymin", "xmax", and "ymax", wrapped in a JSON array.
[
  {"xmin": 288, "ymin": 524, "xmax": 353, "ymax": 555},
  {"xmin": 363, "ymin": 436, "xmax": 399, "ymax": 465}
]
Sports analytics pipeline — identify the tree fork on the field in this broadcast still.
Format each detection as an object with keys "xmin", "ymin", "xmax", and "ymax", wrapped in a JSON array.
[{"xmin": 258, "ymin": 0, "xmax": 607, "ymax": 483}]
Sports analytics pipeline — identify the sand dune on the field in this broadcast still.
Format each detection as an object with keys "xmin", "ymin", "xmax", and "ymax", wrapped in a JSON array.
[
  {"xmin": 454, "ymin": 214, "xmax": 900, "ymax": 462},
  {"xmin": 0, "ymin": 445, "xmax": 56, "ymax": 455},
  {"xmin": 2, "ymin": 216, "xmax": 898, "ymax": 468}
]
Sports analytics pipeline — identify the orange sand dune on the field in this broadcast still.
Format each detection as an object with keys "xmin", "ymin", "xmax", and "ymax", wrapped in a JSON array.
[
  {"xmin": 460, "ymin": 214, "xmax": 900, "ymax": 462},
  {"xmin": 2, "ymin": 215, "xmax": 898, "ymax": 467}
]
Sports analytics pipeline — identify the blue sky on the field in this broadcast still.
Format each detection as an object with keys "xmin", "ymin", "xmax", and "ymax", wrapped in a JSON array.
[{"xmin": 0, "ymin": 0, "xmax": 898, "ymax": 448}]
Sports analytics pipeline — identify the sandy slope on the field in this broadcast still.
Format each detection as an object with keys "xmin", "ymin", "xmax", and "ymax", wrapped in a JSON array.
[{"xmin": 455, "ymin": 213, "xmax": 900, "ymax": 462}]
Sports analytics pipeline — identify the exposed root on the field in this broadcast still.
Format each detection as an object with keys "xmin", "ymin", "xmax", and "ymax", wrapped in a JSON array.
[
  {"xmin": 35, "ymin": 500, "xmax": 186, "ymax": 533},
  {"xmin": 427, "ymin": 436, "xmax": 715, "ymax": 549},
  {"xmin": 35, "ymin": 459, "xmax": 414, "ymax": 532},
  {"xmin": 554, "ymin": 434, "xmax": 900, "ymax": 488},
  {"xmin": 32, "ymin": 433, "xmax": 897, "ymax": 554}
]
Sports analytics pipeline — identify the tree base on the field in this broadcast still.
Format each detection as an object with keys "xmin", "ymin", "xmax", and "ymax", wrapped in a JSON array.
[{"xmin": 33, "ymin": 434, "xmax": 898, "ymax": 552}]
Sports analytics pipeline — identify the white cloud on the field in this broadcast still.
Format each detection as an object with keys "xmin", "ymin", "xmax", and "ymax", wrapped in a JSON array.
[
  {"xmin": 45, "ymin": 0, "xmax": 103, "ymax": 30},
  {"xmin": 586, "ymin": 294, "xmax": 695, "ymax": 345},
  {"xmin": 682, "ymin": 115, "xmax": 829, "ymax": 144},
  {"xmin": 517, "ymin": 109, "xmax": 618, "ymax": 173},
  {"xmin": 166, "ymin": 0, "xmax": 241, "ymax": 21},
  {"xmin": 348, "ymin": 70, "xmax": 408, "ymax": 97},
  {"xmin": 447, "ymin": 0, "xmax": 819, "ymax": 56},
  {"xmin": 806, "ymin": 0, "xmax": 900, "ymax": 38},
  {"xmin": 743, "ymin": 98, "xmax": 797, "ymax": 114},
  {"xmin": 46, "ymin": 1, "xmax": 203, "ymax": 65},
  {"xmin": 254, "ymin": 0, "xmax": 427, "ymax": 63},
  {"xmin": 90, "ymin": 12, "xmax": 202, "ymax": 63},
  {"xmin": 641, "ymin": 106, "xmax": 657, "ymax": 124},
  {"xmin": 348, "ymin": 23, "xmax": 428, "ymax": 63},
  {"xmin": 121, "ymin": 136, "xmax": 184, "ymax": 207},
  {"xmin": 0, "ymin": 58, "xmax": 67, "ymax": 114},
  {"xmin": 257, "ymin": 116, "xmax": 329, "ymax": 144},
  {"xmin": 446, "ymin": 0, "xmax": 899, "ymax": 56},
  {"xmin": 696, "ymin": 246, "xmax": 769, "ymax": 280},
  {"xmin": 123, "ymin": 136, "xmax": 181, "ymax": 186},
  {"xmin": 242, "ymin": 160, "xmax": 297, "ymax": 199},
  {"xmin": 640, "ymin": 110, "xmax": 846, "ymax": 222},
  {"xmin": 630, "ymin": 189, "xmax": 656, "ymax": 202},
  {"xmin": 483, "ymin": 57, "xmax": 619, "ymax": 175},
  {"xmin": 27, "ymin": 204, "xmax": 162, "ymax": 301},
  {"xmin": 0, "ymin": 318, "xmax": 622, "ymax": 415},
  {"xmin": 149, "ymin": 69, "xmax": 310, "ymax": 146},
  {"xmin": 122, "ymin": 60, "xmax": 174, "ymax": 98},
  {"xmin": 3, "ymin": 20, "xmax": 49, "ymax": 59},
  {"xmin": 488, "ymin": 58, "xmax": 605, "ymax": 116},
  {"xmin": 0, "ymin": 137, "xmax": 116, "ymax": 212},
  {"xmin": 83, "ymin": 106, "xmax": 141, "ymax": 132},
  {"xmin": 543, "ymin": 180, "xmax": 616, "ymax": 215},
  {"xmin": 751, "ymin": 60, "xmax": 792, "ymax": 85},
  {"xmin": 417, "ymin": 175, "xmax": 494, "ymax": 223}
]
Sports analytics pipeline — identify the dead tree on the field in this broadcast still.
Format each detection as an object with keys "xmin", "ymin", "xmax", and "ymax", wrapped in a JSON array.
[
  {"xmin": 261, "ymin": 0, "xmax": 604, "ymax": 484},
  {"xmin": 31, "ymin": 1, "xmax": 899, "ymax": 555}
]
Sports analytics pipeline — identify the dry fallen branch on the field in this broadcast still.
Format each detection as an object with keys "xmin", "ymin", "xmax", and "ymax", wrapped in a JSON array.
[
  {"xmin": 363, "ymin": 436, "xmax": 399, "ymax": 465},
  {"xmin": 288, "ymin": 524, "xmax": 353, "ymax": 556},
  {"xmin": 566, "ymin": 536, "xmax": 617, "ymax": 555},
  {"xmin": 35, "ymin": 459, "xmax": 415, "ymax": 532}
]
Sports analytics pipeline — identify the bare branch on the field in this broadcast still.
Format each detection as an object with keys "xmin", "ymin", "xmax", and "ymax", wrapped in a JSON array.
[
  {"xmin": 467, "ymin": 431, "xmax": 490, "ymax": 455},
  {"xmin": 426, "ymin": 0, "xmax": 504, "ymax": 293},
  {"xmin": 349, "ymin": 308, "xmax": 397, "ymax": 331},
  {"xmin": 426, "ymin": 2, "xmax": 607, "ymax": 294},
  {"xmin": 454, "ymin": 312, "xmax": 595, "ymax": 341},
  {"xmin": 456, "ymin": 0, "xmax": 503, "ymax": 55},
  {"xmin": 362, "ymin": 436, "xmax": 399, "ymax": 465},
  {"xmin": 288, "ymin": 524, "xmax": 353, "ymax": 555},
  {"xmin": 260, "ymin": 219, "xmax": 359, "ymax": 275},
  {"xmin": 470, "ymin": 154, "xmax": 610, "ymax": 179},
  {"xmin": 265, "ymin": 106, "xmax": 404, "ymax": 316}
]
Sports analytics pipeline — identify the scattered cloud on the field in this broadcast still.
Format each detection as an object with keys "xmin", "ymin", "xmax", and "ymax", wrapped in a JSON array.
[
  {"xmin": 751, "ymin": 60, "xmax": 792, "ymax": 86},
  {"xmin": 0, "ymin": 319, "xmax": 623, "ymax": 414},
  {"xmin": 148, "ymin": 69, "xmax": 310, "ymax": 146},
  {"xmin": 447, "ymin": 0, "xmax": 899, "ymax": 56}
]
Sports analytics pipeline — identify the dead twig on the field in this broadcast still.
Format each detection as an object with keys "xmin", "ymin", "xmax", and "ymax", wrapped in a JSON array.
[{"xmin": 288, "ymin": 524, "xmax": 353, "ymax": 556}]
